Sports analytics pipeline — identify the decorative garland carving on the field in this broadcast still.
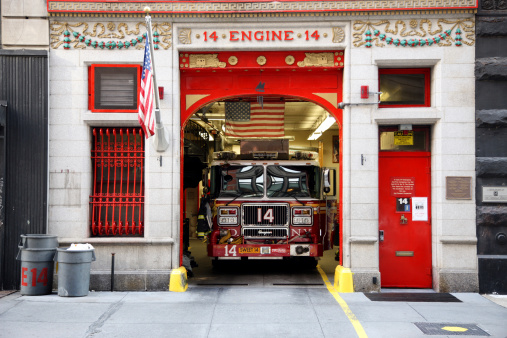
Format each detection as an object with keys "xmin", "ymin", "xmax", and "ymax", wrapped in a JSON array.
[
  {"xmin": 50, "ymin": 21, "xmax": 172, "ymax": 50},
  {"xmin": 352, "ymin": 18, "xmax": 475, "ymax": 48}
]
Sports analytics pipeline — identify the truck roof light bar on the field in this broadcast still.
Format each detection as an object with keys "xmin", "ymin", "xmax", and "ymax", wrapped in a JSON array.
[{"xmin": 251, "ymin": 151, "xmax": 278, "ymax": 159}]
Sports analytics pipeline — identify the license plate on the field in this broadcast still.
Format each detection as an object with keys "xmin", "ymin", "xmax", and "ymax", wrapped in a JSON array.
[{"xmin": 239, "ymin": 247, "xmax": 260, "ymax": 254}]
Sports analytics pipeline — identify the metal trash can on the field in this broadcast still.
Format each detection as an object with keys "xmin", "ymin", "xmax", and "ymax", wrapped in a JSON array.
[
  {"xmin": 19, "ymin": 234, "xmax": 58, "ymax": 249},
  {"xmin": 55, "ymin": 246, "xmax": 96, "ymax": 297},
  {"xmin": 16, "ymin": 248, "xmax": 56, "ymax": 295},
  {"xmin": 16, "ymin": 234, "xmax": 58, "ymax": 296}
]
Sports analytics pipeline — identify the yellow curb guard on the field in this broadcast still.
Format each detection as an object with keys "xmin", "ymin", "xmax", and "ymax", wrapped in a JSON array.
[
  {"xmin": 334, "ymin": 265, "xmax": 354, "ymax": 293},
  {"xmin": 317, "ymin": 265, "xmax": 367, "ymax": 338},
  {"xmin": 169, "ymin": 266, "xmax": 188, "ymax": 292}
]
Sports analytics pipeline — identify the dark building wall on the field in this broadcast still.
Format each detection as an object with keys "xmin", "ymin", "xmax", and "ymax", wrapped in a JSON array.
[
  {"xmin": 0, "ymin": 50, "xmax": 48, "ymax": 290},
  {"xmin": 475, "ymin": 2, "xmax": 507, "ymax": 294}
]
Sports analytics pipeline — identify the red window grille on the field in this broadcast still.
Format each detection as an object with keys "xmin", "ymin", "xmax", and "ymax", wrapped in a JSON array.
[{"xmin": 90, "ymin": 127, "xmax": 145, "ymax": 236}]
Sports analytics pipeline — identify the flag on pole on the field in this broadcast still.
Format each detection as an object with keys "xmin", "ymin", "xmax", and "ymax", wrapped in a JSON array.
[
  {"xmin": 138, "ymin": 35, "xmax": 155, "ymax": 138},
  {"xmin": 225, "ymin": 102, "xmax": 285, "ymax": 138}
]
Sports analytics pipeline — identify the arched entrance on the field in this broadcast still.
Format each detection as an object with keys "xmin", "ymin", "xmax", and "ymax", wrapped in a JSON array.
[{"xmin": 179, "ymin": 50, "xmax": 344, "ymax": 269}]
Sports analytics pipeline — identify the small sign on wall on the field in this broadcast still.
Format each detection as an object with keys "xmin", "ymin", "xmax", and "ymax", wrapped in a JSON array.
[
  {"xmin": 482, "ymin": 186, "xmax": 507, "ymax": 203},
  {"xmin": 390, "ymin": 177, "xmax": 415, "ymax": 197},
  {"xmin": 446, "ymin": 176, "xmax": 472, "ymax": 200},
  {"xmin": 412, "ymin": 197, "xmax": 428, "ymax": 221},
  {"xmin": 394, "ymin": 131, "xmax": 414, "ymax": 145}
]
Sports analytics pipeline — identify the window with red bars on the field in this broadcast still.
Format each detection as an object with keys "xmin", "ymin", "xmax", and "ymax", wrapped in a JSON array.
[{"xmin": 90, "ymin": 127, "xmax": 145, "ymax": 236}]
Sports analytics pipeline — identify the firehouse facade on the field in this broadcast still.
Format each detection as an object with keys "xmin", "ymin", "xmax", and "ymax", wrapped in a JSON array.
[{"xmin": 46, "ymin": 0, "xmax": 478, "ymax": 292}]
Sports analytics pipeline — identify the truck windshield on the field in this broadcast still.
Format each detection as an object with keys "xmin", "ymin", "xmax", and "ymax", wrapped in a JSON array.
[
  {"xmin": 218, "ymin": 165, "xmax": 264, "ymax": 198},
  {"xmin": 266, "ymin": 165, "xmax": 320, "ymax": 198}
]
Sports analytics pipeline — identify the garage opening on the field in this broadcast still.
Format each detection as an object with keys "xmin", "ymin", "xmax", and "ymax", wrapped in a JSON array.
[{"xmin": 179, "ymin": 51, "xmax": 343, "ymax": 284}]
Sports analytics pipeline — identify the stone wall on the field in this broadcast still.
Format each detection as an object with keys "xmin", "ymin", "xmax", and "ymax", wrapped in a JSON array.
[{"xmin": 475, "ymin": 0, "xmax": 507, "ymax": 294}]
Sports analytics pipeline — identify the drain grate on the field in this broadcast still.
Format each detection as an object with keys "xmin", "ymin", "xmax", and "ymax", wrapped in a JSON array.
[
  {"xmin": 364, "ymin": 292, "xmax": 461, "ymax": 302},
  {"xmin": 196, "ymin": 283, "xmax": 249, "ymax": 286},
  {"xmin": 272, "ymin": 283, "xmax": 324, "ymax": 286},
  {"xmin": 414, "ymin": 323, "xmax": 490, "ymax": 336}
]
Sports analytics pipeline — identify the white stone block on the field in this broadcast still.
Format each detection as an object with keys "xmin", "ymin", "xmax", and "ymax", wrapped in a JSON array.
[
  {"xmin": 440, "ymin": 203, "xmax": 476, "ymax": 220},
  {"xmin": 350, "ymin": 220, "xmax": 379, "ymax": 237},
  {"xmin": 443, "ymin": 107, "xmax": 475, "ymax": 123},
  {"xmin": 350, "ymin": 243, "xmax": 377, "ymax": 269},
  {"xmin": 351, "ymin": 188, "xmax": 378, "ymax": 204},
  {"xmin": 441, "ymin": 243, "xmax": 477, "ymax": 269},
  {"xmin": 440, "ymin": 138, "xmax": 475, "ymax": 155},
  {"xmin": 441, "ymin": 154, "xmax": 475, "ymax": 172},
  {"xmin": 351, "ymin": 203, "xmax": 378, "ymax": 220},
  {"xmin": 2, "ymin": 0, "xmax": 47, "ymax": 16},
  {"xmin": 1, "ymin": 18, "xmax": 49, "ymax": 46}
]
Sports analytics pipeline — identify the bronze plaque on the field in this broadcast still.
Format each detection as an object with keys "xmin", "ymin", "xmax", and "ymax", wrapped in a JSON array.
[{"xmin": 446, "ymin": 176, "xmax": 472, "ymax": 200}]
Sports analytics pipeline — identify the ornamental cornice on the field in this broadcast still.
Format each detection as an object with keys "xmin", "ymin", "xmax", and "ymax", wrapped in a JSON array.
[{"xmin": 47, "ymin": 0, "xmax": 478, "ymax": 17}]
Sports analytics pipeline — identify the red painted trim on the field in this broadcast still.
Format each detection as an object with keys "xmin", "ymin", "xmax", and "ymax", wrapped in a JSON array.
[
  {"xmin": 89, "ymin": 64, "xmax": 141, "ymax": 113},
  {"xmin": 378, "ymin": 68, "xmax": 431, "ymax": 108},
  {"xmin": 180, "ymin": 127, "xmax": 185, "ymax": 267}
]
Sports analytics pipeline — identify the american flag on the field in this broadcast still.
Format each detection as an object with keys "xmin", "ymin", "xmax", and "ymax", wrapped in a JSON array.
[
  {"xmin": 225, "ymin": 102, "xmax": 285, "ymax": 138},
  {"xmin": 138, "ymin": 35, "xmax": 155, "ymax": 138}
]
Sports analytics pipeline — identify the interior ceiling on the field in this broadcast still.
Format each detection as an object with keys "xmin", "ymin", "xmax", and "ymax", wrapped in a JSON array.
[{"xmin": 190, "ymin": 99, "xmax": 338, "ymax": 134}]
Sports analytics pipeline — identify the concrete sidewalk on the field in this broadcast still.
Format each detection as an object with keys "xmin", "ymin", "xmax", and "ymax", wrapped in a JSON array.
[{"xmin": 1, "ymin": 288, "xmax": 506, "ymax": 338}]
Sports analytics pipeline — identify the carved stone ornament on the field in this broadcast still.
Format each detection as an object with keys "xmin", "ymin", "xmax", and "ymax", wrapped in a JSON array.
[
  {"xmin": 297, "ymin": 53, "xmax": 335, "ymax": 67},
  {"xmin": 285, "ymin": 55, "xmax": 295, "ymax": 65},
  {"xmin": 50, "ymin": 21, "xmax": 172, "ymax": 50},
  {"xmin": 189, "ymin": 54, "xmax": 226, "ymax": 68},
  {"xmin": 179, "ymin": 29, "xmax": 191, "ymax": 44},
  {"xmin": 352, "ymin": 18, "xmax": 475, "ymax": 48},
  {"xmin": 257, "ymin": 55, "xmax": 267, "ymax": 66},
  {"xmin": 228, "ymin": 56, "xmax": 238, "ymax": 66},
  {"xmin": 332, "ymin": 27, "xmax": 345, "ymax": 43}
]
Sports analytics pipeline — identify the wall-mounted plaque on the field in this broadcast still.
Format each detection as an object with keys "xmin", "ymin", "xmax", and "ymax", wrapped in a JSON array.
[
  {"xmin": 482, "ymin": 186, "xmax": 507, "ymax": 203},
  {"xmin": 446, "ymin": 176, "xmax": 472, "ymax": 200}
]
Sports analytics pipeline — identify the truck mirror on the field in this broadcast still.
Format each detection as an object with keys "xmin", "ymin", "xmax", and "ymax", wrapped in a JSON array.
[
  {"xmin": 224, "ymin": 174, "xmax": 233, "ymax": 182},
  {"xmin": 323, "ymin": 168, "xmax": 331, "ymax": 194},
  {"xmin": 202, "ymin": 168, "xmax": 209, "ymax": 194}
]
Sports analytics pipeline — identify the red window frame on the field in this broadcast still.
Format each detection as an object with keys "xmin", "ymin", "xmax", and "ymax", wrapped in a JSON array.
[
  {"xmin": 378, "ymin": 68, "xmax": 431, "ymax": 108},
  {"xmin": 90, "ymin": 127, "xmax": 145, "ymax": 236},
  {"xmin": 88, "ymin": 64, "xmax": 141, "ymax": 113}
]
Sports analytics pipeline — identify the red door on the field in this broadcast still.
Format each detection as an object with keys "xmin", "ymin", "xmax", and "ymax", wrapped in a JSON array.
[{"xmin": 378, "ymin": 129, "xmax": 432, "ymax": 288}]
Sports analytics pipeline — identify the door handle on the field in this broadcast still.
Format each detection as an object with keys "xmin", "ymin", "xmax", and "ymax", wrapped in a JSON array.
[{"xmin": 379, "ymin": 230, "xmax": 384, "ymax": 242}]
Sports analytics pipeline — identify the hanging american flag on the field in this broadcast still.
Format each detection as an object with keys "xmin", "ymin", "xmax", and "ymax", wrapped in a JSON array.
[
  {"xmin": 225, "ymin": 102, "xmax": 285, "ymax": 138},
  {"xmin": 138, "ymin": 35, "xmax": 155, "ymax": 138}
]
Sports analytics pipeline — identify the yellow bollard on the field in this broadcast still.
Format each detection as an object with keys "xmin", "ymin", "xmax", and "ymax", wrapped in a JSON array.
[
  {"xmin": 169, "ymin": 266, "xmax": 188, "ymax": 292},
  {"xmin": 334, "ymin": 265, "xmax": 354, "ymax": 293}
]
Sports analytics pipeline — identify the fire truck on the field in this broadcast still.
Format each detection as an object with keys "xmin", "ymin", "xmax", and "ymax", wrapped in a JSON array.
[{"xmin": 205, "ymin": 139, "xmax": 337, "ymax": 267}]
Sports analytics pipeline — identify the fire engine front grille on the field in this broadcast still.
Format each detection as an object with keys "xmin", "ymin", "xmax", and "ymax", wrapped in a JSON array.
[
  {"xmin": 242, "ymin": 227, "xmax": 288, "ymax": 239},
  {"xmin": 242, "ymin": 203, "xmax": 289, "ymax": 226}
]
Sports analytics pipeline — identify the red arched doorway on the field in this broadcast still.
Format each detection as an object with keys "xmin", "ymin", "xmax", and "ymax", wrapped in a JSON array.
[{"xmin": 179, "ymin": 50, "xmax": 344, "ymax": 267}]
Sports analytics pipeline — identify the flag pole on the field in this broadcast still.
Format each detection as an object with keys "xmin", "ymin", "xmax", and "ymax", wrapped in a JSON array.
[{"xmin": 144, "ymin": 7, "xmax": 169, "ymax": 152}]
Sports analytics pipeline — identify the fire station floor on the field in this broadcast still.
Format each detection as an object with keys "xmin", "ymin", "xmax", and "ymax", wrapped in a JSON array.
[{"xmin": 187, "ymin": 239, "xmax": 337, "ymax": 287}]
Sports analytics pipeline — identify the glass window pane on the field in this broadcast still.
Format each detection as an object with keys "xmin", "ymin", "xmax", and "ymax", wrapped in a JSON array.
[
  {"xmin": 218, "ymin": 166, "xmax": 264, "ymax": 198},
  {"xmin": 379, "ymin": 129, "xmax": 429, "ymax": 151},
  {"xmin": 266, "ymin": 165, "xmax": 319, "ymax": 198},
  {"xmin": 380, "ymin": 73, "xmax": 426, "ymax": 106}
]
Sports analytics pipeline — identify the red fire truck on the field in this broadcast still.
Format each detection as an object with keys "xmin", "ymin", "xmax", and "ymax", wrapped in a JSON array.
[{"xmin": 205, "ymin": 140, "xmax": 337, "ymax": 267}]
